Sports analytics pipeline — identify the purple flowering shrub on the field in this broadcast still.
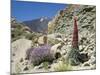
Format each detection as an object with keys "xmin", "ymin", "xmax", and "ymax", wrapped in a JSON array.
[{"xmin": 26, "ymin": 44, "xmax": 55, "ymax": 66}]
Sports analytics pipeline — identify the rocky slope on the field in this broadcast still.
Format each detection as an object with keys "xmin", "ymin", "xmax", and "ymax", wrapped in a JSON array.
[
  {"xmin": 11, "ymin": 4, "xmax": 96, "ymax": 74},
  {"xmin": 48, "ymin": 4, "xmax": 96, "ymax": 70}
]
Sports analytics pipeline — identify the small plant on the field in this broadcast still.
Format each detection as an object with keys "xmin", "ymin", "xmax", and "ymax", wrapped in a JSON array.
[
  {"xmin": 42, "ymin": 62, "xmax": 49, "ymax": 70},
  {"xmin": 54, "ymin": 61, "xmax": 72, "ymax": 71},
  {"xmin": 24, "ymin": 33, "xmax": 34, "ymax": 40}
]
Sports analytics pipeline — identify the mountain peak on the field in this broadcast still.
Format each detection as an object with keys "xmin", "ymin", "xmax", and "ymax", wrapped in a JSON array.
[
  {"xmin": 40, "ymin": 18, "xmax": 44, "ymax": 22},
  {"xmin": 23, "ymin": 17, "xmax": 51, "ymax": 33},
  {"xmin": 40, "ymin": 17, "xmax": 48, "ymax": 22}
]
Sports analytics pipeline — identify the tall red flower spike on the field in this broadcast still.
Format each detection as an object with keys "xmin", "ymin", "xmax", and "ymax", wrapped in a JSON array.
[{"xmin": 72, "ymin": 16, "xmax": 79, "ymax": 49}]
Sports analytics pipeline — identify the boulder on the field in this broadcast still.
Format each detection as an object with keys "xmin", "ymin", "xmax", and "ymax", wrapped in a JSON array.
[{"xmin": 11, "ymin": 39, "xmax": 32, "ymax": 73}]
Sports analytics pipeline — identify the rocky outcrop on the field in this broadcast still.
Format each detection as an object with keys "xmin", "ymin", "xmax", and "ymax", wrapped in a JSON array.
[
  {"xmin": 11, "ymin": 39, "xmax": 32, "ymax": 73},
  {"xmin": 48, "ymin": 5, "xmax": 96, "ymax": 70}
]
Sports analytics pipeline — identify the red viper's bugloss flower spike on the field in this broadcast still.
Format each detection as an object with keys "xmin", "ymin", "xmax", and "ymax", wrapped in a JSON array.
[{"xmin": 72, "ymin": 16, "xmax": 79, "ymax": 49}]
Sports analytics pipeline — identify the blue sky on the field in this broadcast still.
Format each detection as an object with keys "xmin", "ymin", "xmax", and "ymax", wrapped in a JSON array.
[{"xmin": 11, "ymin": 0, "xmax": 67, "ymax": 21}]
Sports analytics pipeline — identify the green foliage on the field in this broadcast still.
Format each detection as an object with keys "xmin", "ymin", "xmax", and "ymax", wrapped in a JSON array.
[
  {"xmin": 11, "ymin": 28, "xmax": 24, "ymax": 42},
  {"xmin": 48, "ymin": 38, "xmax": 61, "ymax": 46},
  {"xmin": 54, "ymin": 60, "xmax": 72, "ymax": 72},
  {"xmin": 23, "ymin": 33, "xmax": 34, "ymax": 40},
  {"xmin": 11, "ymin": 24, "xmax": 25, "ymax": 42},
  {"xmin": 15, "ymin": 24, "xmax": 23, "ymax": 30},
  {"xmin": 13, "ymin": 28, "xmax": 23, "ymax": 36},
  {"xmin": 42, "ymin": 62, "xmax": 49, "ymax": 70}
]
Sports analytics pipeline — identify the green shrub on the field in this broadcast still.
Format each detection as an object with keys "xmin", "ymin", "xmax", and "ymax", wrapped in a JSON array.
[
  {"xmin": 54, "ymin": 61, "xmax": 72, "ymax": 72},
  {"xmin": 11, "ymin": 28, "xmax": 24, "ymax": 42},
  {"xmin": 43, "ymin": 62, "xmax": 49, "ymax": 70},
  {"xmin": 23, "ymin": 33, "xmax": 34, "ymax": 40},
  {"xmin": 48, "ymin": 38, "xmax": 61, "ymax": 46}
]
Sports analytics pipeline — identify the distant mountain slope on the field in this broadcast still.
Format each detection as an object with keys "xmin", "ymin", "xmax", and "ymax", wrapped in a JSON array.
[
  {"xmin": 11, "ymin": 17, "xmax": 42, "ymax": 42},
  {"xmin": 23, "ymin": 17, "xmax": 51, "ymax": 33}
]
